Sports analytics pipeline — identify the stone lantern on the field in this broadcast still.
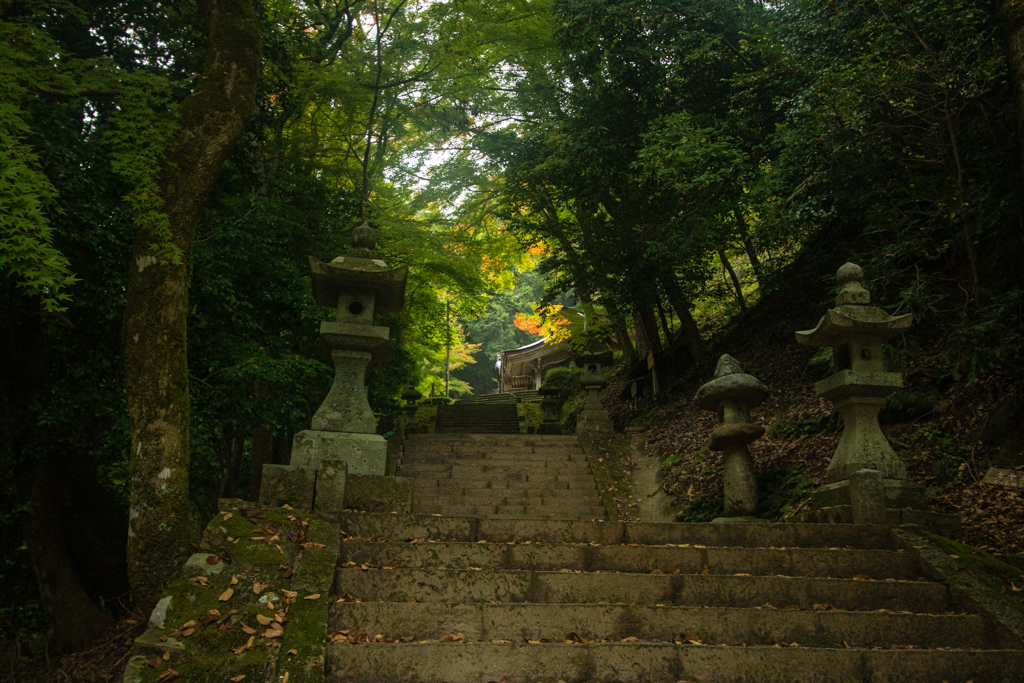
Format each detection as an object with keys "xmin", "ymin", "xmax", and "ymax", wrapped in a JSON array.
[
  {"xmin": 400, "ymin": 386, "xmax": 423, "ymax": 435},
  {"xmin": 288, "ymin": 222, "xmax": 407, "ymax": 476},
  {"xmin": 694, "ymin": 354, "xmax": 768, "ymax": 521},
  {"xmin": 574, "ymin": 340, "xmax": 614, "ymax": 433},
  {"xmin": 537, "ymin": 385, "xmax": 563, "ymax": 435},
  {"xmin": 796, "ymin": 262, "xmax": 924, "ymax": 515}
]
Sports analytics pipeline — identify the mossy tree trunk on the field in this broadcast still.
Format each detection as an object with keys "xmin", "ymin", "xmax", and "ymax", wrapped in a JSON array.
[{"xmin": 123, "ymin": 0, "xmax": 261, "ymax": 609}]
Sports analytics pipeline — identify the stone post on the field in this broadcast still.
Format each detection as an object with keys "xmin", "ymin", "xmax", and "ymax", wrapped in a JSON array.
[
  {"xmin": 795, "ymin": 262, "xmax": 925, "ymax": 519},
  {"xmin": 694, "ymin": 354, "xmax": 768, "ymax": 522}
]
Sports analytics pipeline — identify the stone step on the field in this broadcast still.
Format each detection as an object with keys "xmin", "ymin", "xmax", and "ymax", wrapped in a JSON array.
[
  {"xmin": 399, "ymin": 463, "xmax": 593, "ymax": 477},
  {"xmin": 336, "ymin": 542, "xmax": 920, "ymax": 579},
  {"xmin": 325, "ymin": 641, "xmax": 1024, "ymax": 683},
  {"xmin": 409, "ymin": 481, "xmax": 598, "ymax": 497},
  {"xmin": 412, "ymin": 493, "xmax": 600, "ymax": 508},
  {"xmin": 402, "ymin": 451, "xmax": 585, "ymax": 463},
  {"xmin": 337, "ymin": 512, "xmax": 897, "ymax": 549},
  {"xmin": 410, "ymin": 479, "xmax": 598, "ymax": 493},
  {"xmin": 412, "ymin": 503, "xmax": 607, "ymax": 519},
  {"xmin": 334, "ymin": 568, "xmax": 948, "ymax": 612},
  {"xmin": 401, "ymin": 472, "xmax": 598, "ymax": 488},
  {"xmin": 410, "ymin": 481, "xmax": 598, "ymax": 496},
  {"xmin": 404, "ymin": 434, "xmax": 580, "ymax": 445},
  {"xmin": 329, "ymin": 602, "xmax": 1011, "ymax": 650}
]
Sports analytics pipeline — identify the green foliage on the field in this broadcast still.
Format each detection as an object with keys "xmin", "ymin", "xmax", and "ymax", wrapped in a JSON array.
[
  {"xmin": 765, "ymin": 412, "xmax": 838, "ymax": 439},
  {"xmin": 678, "ymin": 490, "xmax": 723, "ymax": 523},
  {"xmin": 540, "ymin": 366, "xmax": 583, "ymax": 401},
  {"xmin": 904, "ymin": 424, "xmax": 969, "ymax": 486},
  {"xmin": 755, "ymin": 467, "xmax": 813, "ymax": 520}
]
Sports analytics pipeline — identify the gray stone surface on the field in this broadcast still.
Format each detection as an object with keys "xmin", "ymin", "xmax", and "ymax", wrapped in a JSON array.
[
  {"xmin": 695, "ymin": 355, "xmax": 765, "ymax": 518},
  {"xmin": 849, "ymin": 468, "xmax": 885, "ymax": 524},
  {"xmin": 291, "ymin": 429, "xmax": 387, "ymax": 476},
  {"xmin": 345, "ymin": 474, "xmax": 414, "ymax": 513},
  {"xmin": 311, "ymin": 349, "xmax": 378, "ymax": 433},
  {"xmin": 259, "ymin": 463, "xmax": 316, "ymax": 508},
  {"xmin": 314, "ymin": 458, "xmax": 348, "ymax": 515}
]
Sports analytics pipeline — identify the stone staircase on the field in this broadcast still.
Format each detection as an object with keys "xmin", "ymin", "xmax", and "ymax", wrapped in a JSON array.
[
  {"xmin": 399, "ymin": 434, "xmax": 606, "ymax": 520},
  {"xmin": 435, "ymin": 403, "xmax": 520, "ymax": 434},
  {"xmin": 327, "ymin": 513, "xmax": 1024, "ymax": 682}
]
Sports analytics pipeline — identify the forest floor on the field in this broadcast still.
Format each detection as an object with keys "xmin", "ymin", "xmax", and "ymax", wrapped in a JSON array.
[
  {"xmin": 0, "ymin": 618, "xmax": 145, "ymax": 683},
  {"xmin": 607, "ymin": 237, "xmax": 1024, "ymax": 563}
]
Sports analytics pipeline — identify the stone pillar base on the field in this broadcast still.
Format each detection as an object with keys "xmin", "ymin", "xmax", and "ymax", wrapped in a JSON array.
[
  {"xmin": 291, "ymin": 429, "xmax": 388, "ymax": 476},
  {"xmin": 576, "ymin": 410, "xmax": 613, "ymax": 433},
  {"xmin": 811, "ymin": 476, "xmax": 928, "ymax": 512}
]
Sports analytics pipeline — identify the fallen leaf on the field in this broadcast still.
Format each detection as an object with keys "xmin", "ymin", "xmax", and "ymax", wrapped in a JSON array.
[
  {"xmin": 263, "ymin": 628, "xmax": 284, "ymax": 638},
  {"xmin": 180, "ymin": 628, "xmax": 195, "ymax": 637},
  {"xmin": 281, "ymin": 590, "xmax": 298, "ymax": 598},
  {"xmin": 223, "ymin": 513, "xmax": 233, "ymax": 521},
  {"xmin": 241, "ymin": 625, "xmax": 256, "ymax": 635},
  {"xmin": 304, "ymin": 594, "xmax": 321, "ymax": 600},
  {"xmin": 229, "ymin": 676, "xmax": 245, "ymax": 682},
  {"xmin": 852, "ymin": 574, "xmax": 869, "ymax": 581},
  {"xmin": 219, "ymin": 588, "xmax": 235, "ymax": 602},
  {"xmin": 230, "ymin": 574, "xmax": 238, "ymax": 585},
  {"xmin": 256, "ymin": 614, "xmax": 275, "ymax": 626},
  {"xmin": 157, "ymin": 670, "xmax": 179, "ymax": 682},
  {"xmin": 180, "ymin": 620, "xmax": 197, "ymax": 629},
  {"xmin": 162, "ymin": 652, "xmax": 170, "ymax": 661},
  {"xmin": 253, "ymin": 582, "xmax": 267, "ymax": 595},
  {"xmin": 233, "ymin": 635, "xmax": 255, "ymax": 654},
  {"xmin": 288, "ymin": 649, "xmax": 298, "ymax": 655}
]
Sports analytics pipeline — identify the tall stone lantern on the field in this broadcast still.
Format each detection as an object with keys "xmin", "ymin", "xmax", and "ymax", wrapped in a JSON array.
[
  {"xmin": 796, "ymin": 262, "xmax": 924, "ymax": 513},
  {"xmin": 290, "ymin": 222, "xmax": 408, "ymax": 476},
  {"xmin": 574, "ymin": 340, "xmax": 614, "ymax": 433}
]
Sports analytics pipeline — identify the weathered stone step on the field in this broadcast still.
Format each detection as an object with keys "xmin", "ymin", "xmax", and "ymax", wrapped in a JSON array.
[
  {"xmin": 334, "ymin": 568, "xmax": 948, "ymax": 612},
  {"xmin": 329, "ymin": 602, "xmax": 1010, "ymax": 650},
  {"xmin": 413, "ymin": 494, "xmax": 601, "ymax": 509},
  {"xmin": 412, "ymin": 504, "xmax": 607, "ymax": 519},
  {"xmin": 325, "ymin": 641, "xmax": 1024, "ymax": 683},
  {"xmin": 402, "ymin": 452, "xmax": 586, "ymax": 464},
  {"xmin": 399, "ymin": 463, "xmax": 593, "ymax": 476},
  {"xmin": 337, "ymin": 513, "xmax": 896, "ymax": 549},
  {"xmin": 337, "ymin": 541, "xmax": 920, "ymax": 579},
  {"xmin": 405, "ymin": 435, "xmax": 580, "ymax": 446},
  {"xmin": 411, "ymin": 482, "xmax": 599, "ymax": 497},
  {"xmin": 411, "ymin": 479, "xmax": 598, "ymax": 493}
]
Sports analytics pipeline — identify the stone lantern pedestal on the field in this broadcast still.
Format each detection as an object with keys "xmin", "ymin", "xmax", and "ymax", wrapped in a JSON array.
[
  {"xmin": 796, "ymin": 262, "xmax": 928, "ymax": 520},
  {"xmin": 574, "ymin": 343, "xmax": 614, "ymax": 434},
  {"xmin": 694, "ymin": 355, "xmax": 768, "ymax": 522}
]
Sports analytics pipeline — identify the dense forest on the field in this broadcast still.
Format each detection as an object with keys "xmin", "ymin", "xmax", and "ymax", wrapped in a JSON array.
[{"xmin": 2, "ymin": 0, "xmax": 1023, "ymax": 675}]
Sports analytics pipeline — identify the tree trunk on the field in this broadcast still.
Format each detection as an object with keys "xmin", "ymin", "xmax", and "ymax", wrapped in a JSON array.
[
  {"xmin": 22, "ymin": 461, "xmax": 115, "ymax": 652},
  {"xmin": 602, "ymin": 298, "xmax": 637, "ymax": 366},
  {"xmin": 656, "ymin": 298, "xmax": 673, "ymax": 343},
  {"xmin": 718, "ymin": 247, "xmax": 748, "ymax": 312},
  {"xmin": 659, "ymin": 273, "xmax": 705, "ymax": 360},
  {"xmin": 2, "ymin": 292, "xmax": 117, "ymax": 651},
  {"xmin": 1001, "ymin": 0, "xmax": 1024, "ymax": 176},
  {"xmin": 633, "ymin": 304, "xmax": 661, "ymax": 358},
  {"xmin": 122, "ymin": 0, "xmax": 261, "ymax": 610},
  {"xmin": 735, "ymin": 209, "xmax": 762, "ymax": 283}
]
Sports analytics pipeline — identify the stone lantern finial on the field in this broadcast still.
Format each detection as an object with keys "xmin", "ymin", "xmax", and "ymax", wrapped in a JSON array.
[
  {"xmin": 834, "ymin": 262, "xmax": 871, "ymax": 306},
  {"xmin": 694, "ymin": 354, "xmax": 767, "ymax": 521}
]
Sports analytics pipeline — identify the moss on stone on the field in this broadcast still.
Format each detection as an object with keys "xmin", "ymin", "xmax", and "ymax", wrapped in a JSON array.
[
  {"xmin": 124, "ymin": 503, "xmax": 341, "ymax": 683},
  {"xmin": 579, "ymin": 433, "xmax": 636, "ymax": 521},
  {"xmin": 919, "ymin": 531, "xmax": 1024, "ymax": 617}
]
